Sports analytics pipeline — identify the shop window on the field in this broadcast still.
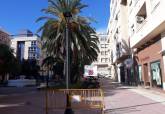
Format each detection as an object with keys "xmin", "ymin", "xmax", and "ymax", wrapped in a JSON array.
[
  {"xmin": 138, "ymin": 65, "xmax": 142, "ymax": 82},
  {"xmin": 150, "ymin": 61, "xmax": 162, "ymax": 88}
]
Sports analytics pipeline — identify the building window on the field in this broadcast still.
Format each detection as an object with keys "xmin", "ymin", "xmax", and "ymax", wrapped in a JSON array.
[
  {"xmin": 100, "ymin": 37, "xmax": 106, "ymax": 41},
  {"xmin": 105, "ymin": 58, "xmax": 109, "ymax": 62},
  {"xmin": 105, "ymin": 44, "xmax": 109, "ymax": 48},
  {"xmin": 129, "ymin": 0, "xmax": 132, "ymax": 6},
  {"xmin": 101, "ymin": 58, "xmax": 109, "ymax": 63},
  {"xmin": 101, "ymin": 58, "xmax": 105, "ymax": 63},
  {"xmin": 105, "ymin": 51, "xmax": 108, "ymax": 55},
  {"xmin": 131, "ymin": 24, "xmax": 135, "ymax": 36},
  {"xmin": 31, "ymin": 41, "xmax": 36, "ymax": 46},
  {"xmin": 28, "ymin": 47, "xmax": 36, "ymax": 52},
  {"xmin": 28, "ymin": 53, "xmax": 37, "ymax": 59},
  {"xmin": 101, "ymin": 51, "xmax": 105, "ymax": 55},
  {"xmin": 101, "ymin": 44, "xmax": 105, "ymax": 48},
  {"xmin": 120, "ymin": 0, "xmax": 127, "ymax": 5}
]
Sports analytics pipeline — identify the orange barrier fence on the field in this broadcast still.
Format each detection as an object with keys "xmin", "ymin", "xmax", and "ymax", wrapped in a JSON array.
[{"xmin": 45, "ymin": 89, "xmax": 104, "ymax": 114}]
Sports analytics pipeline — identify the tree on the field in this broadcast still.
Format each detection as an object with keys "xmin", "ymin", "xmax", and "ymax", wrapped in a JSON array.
[
  {"xmin": 42, "ymin": 56, "xmax": 64, "ymax": 79},
  {"xmin": 0, "ymin": 44, "xmax": 21, "ymax": 83},
  {"xmin": 21, "ymin": 59, "xmax": 40, "ymax": 79},
  {"xmin": 37, "ymin": 0, "xmax": 99, "ymax": 83}
]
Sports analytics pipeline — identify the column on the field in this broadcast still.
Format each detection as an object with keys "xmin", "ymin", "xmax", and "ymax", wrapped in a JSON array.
[{"xmin": 161, "ymin": 31, "xmax": 165, "ymax": 90}]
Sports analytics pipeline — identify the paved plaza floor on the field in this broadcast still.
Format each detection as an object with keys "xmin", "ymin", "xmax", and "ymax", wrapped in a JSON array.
[
  {"xmin": 1, "ymin": 79, "xmax": 165, "ymax": 114},
  {"xmin": 102, "ymin": 79, "xmax": 165, "ymax": 114},
  {"xmin": 0, "ymin": 87, "xmax": 101, "ymax": 114}
]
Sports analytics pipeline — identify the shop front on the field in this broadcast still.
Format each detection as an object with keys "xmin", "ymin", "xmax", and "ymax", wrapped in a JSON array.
[{"xmin": 135, "ymin": 35, "xmax": 165, "ymax": 89}]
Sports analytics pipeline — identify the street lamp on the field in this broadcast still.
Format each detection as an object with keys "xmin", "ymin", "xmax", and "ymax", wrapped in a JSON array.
[
  {"xmin": 63, "ymin": 11, "xmax": 72, "ymax": 90},
  {"xmin": 63, "ymin": 11, "xmax": 74, "ymax": 114}
]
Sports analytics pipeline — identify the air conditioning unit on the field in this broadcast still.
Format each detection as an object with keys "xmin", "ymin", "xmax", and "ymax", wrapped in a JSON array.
[{"xmin": 136, "ymin": 16, "xmax": 144, "ymax": 23}]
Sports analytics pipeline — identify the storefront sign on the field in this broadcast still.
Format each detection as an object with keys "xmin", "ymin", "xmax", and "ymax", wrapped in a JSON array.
[{"xmin": 141, "ymin": 56, "xmax": 150, "ymax": 62}]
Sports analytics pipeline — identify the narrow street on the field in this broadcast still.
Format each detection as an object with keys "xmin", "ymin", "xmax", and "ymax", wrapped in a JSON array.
[{"xmin": 102, "ymin": 78, "xmax": 165, "ymax": 114}]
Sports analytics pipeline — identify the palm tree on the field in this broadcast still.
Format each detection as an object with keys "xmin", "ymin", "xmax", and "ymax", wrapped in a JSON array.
[
  {"xmin": 37, "ymin": 0, "xmax": 99, "ymax": 83},
  {"xmin": 42, "ymin": 56, "xmax": 64, "ymax": 82}
]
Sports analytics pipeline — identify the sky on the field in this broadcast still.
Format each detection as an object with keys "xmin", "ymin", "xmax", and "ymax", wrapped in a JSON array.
[{"xmin": 0, "ymin": 0, "xmax": 110, "ymax": 35}]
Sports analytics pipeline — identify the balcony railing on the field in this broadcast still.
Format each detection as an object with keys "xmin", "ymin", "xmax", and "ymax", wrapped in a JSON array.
[
  {"xmin": 151, "ymin": 0, "xmax": 160, "ymax": 13},
  {"xmin": 136, "ymin": 19, "xmax": 147, "ymax": 33}
]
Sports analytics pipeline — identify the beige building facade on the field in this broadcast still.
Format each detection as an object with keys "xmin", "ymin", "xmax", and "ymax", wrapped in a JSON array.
[
  {"xmin": 92, "ymin": 33, "xmax": 111, "ymax": 77},
  {"xmin": 108, "ymin": 0, "xmax": 130, "ymax": 82}
]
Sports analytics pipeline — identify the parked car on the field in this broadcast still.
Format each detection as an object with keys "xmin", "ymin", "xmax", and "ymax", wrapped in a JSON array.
[
  {"xmin": 82, "ymin": 76, "xmax": 100, "ymax": 89},
  {"xmin": 105, "ymin": 74, "xmax": 111, "ymax": 78}
]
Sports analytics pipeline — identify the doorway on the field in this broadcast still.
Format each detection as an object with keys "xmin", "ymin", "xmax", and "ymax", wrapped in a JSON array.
[
  {"xmin": 120, "ymin": 66, "xmax": 125, "ymax": 83},
  {"xmin": 143, "ymin": 63, "xmax": 150, "ymax": 86}
]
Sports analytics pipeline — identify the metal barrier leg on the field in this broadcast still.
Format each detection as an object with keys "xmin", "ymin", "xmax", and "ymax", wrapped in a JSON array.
[
  {"xmin": 45, "ymin": 90, "xmax": 48, "ymax": 114},
  {"xmin": 101, "ymin": 108, "xmax": 104, "ymax": 114},
  {"xmin": 45, "ymin": 89, "xmax": 104, "ymax": 114},
  {"xmin": 64, "ymin": 93, "xmax": 74, "ymax": 114}
]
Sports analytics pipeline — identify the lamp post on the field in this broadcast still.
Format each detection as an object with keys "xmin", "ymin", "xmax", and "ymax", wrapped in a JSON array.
[
  {"xmin": 64, "ymin": 12, "xmax": 72, "ymax": 90},
  {"xmin": 63, "ymin": 11, "xmax": 74, "ymax": 114}
]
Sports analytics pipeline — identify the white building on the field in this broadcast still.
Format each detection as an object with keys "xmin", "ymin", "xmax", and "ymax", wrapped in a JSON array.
[
  {"xmin": 92, "ymin": 33, "xmax": 111, "ymax": 77},
  {"xmin": 108, "ymin": 0, "xmax": 130, "ymax": 82},
  {"xmin": 11, "ymin": 30, "xmax": 41, "ymax": 61}
]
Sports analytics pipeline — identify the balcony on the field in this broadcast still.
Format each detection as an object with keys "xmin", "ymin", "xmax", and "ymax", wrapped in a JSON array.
[
  {"xmin": 113, "ymin": 42, "xmax": 130, "ymax": 64},
  {"xmin": 135, "ymin": 2, "xmax": 147, "ymax": 32}
]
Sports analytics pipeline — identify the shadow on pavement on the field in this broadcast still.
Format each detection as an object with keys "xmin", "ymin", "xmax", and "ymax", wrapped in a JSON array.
[
  {"xmin": 101, "ymin": 78, "xmax": 137, "ymax": 97},
  {"xmin": 104, "ymin": 101, "xmax": 165, "ymax": 114}
]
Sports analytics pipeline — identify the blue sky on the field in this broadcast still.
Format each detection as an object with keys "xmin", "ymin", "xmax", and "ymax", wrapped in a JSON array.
[{"xmin": 0, "ymin": 0, "xmax": 110, "ymax": 35}]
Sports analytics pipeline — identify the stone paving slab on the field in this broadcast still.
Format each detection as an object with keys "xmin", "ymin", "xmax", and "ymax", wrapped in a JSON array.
[
  {"xmin": 102, "ymin": 78, "xmax": 165, "ymax": 114},
  {"xmin": 104, "ymin": 89, "xmax": 165, "ymax": 114}
]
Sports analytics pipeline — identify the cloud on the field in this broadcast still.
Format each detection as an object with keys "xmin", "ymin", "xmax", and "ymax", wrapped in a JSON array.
[{"xmin": 96, "ymin": 27, "xmax": 107, "ymax": 34}]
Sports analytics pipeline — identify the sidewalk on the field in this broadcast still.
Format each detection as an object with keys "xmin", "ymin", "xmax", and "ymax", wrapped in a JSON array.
[{"xmin": 102, "ymin": 78, "xmax": 165, "ymax": 114}]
